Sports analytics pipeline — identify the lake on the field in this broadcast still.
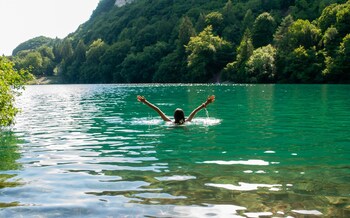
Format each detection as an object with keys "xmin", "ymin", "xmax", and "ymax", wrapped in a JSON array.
[{"xmin": 1, "ymin": 84, "xmax": 349, "ymax": 217}]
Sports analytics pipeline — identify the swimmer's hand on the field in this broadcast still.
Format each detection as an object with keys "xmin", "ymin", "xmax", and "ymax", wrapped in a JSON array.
[
  {"xmin": 206, "ymin": 95, "xmax": 215, "ymax": 104},
  {"xmin": 137, "ymin": 95, "xmax": 146, "ymax": 103},
  {"xmin": 202, "ymin": 95, "xmax": 215, "ymax": 108}
]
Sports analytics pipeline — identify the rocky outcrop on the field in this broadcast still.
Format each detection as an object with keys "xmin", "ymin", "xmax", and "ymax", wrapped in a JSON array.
[{"xmin": 115, "ymin": 0, "xmax": 134, "ymax": 7}]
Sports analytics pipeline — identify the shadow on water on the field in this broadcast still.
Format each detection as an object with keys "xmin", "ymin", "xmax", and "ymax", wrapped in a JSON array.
[{"xmin": 0, "ymin": 130, "xmax": 23, "ymax": 208}]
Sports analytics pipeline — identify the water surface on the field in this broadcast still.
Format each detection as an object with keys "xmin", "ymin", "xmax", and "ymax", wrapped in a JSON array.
[{"xmin": 1, "ymin": 84, "xmax": 349, "ymax": 217}]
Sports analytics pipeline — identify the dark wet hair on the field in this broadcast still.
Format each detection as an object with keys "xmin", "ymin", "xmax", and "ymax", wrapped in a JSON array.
[{"xmin": 174, "ymin": 108, "xmax": 185, "ymax": 124}]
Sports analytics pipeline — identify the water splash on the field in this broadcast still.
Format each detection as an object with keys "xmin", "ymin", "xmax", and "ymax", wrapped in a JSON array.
[{"xmin": 204, "ymin": 107, "xmax": 210, "ymax": 118}]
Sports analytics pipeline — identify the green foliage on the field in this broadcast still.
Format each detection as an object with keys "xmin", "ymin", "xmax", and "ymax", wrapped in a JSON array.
[
  {"xmin": 205, "ymin": 12, "xmax": 224, "ymax": 35},
  {"xmin": 80, "ymin": 39, "xmax": 108, "ymax": 83},
  {"xmin": 318, "ymin": 3, "xmax": 339, "ymax": 32},
  {"xmin": 186, "ymin": 26, "xmax": 232, "ymax": 82},
  {"xmin": 242, "ymin": 9, "xmax": 255, "ymax": 31},
  {"xmin": 12, "ymin": 36, "xmax": 53, "ymax": 56},
  {"xmin": 195, "ymin": 13, "xmax": 206, "ymax": 33},
  {"xmin": 290, "ymin": 0, "xmax": 313, "ymax": 20},
  {"xmin": 14, "ymin": 45, "xmax": 56, "ymax": 77},
  {"xmin": 318, "ymin": 1, "xmax": 350, "ymax": 35},
  {"xmin": 9, "ymin": 0, "xmax": 350, "ymax": 84},
  {"xmin": 281, "ymin": 46, "xmax": 325, "ymax": 83},
  {"xmin": 0, "ymin": 57, "xmax": 32, "ymax": 127},
  {"xmin": 287, "ymin": 19, "xmax": 321, "ymax": 50},
  {"xmin": 120, "ymin": 41, "xmax": 170, "ymax": 83},
  {"xmin": 91, "ymin": 0, "xmax": 116, "ymax": 19},
  {"xmin": 153, "ymin": 51, "xmax": 187, "ymax": 83},
  {"xmin": 101, "ymin": 40, "xmax": 132, "ymax": 82},
  {"xmin": 16, "ymin": 51, "xmax": 43, "ymax": 73},
  {"xmin": 252, "ymin": 12, "xmax": 276, "ymax": 48},
  {"xmin": 323, "ymin": 34, "xmax": 350, "ymax": 82},
  {"xmin": 246, "ymin": 45, "xmax": 277, "ymax": 83},
  {"xmin": 290, "ymin": 0, "xmax": 346, "ymax": 20},
  {"xmin": 178, "ymin": 16, "xmax": 196, "ymax": 51},
  {"xmin": 274, "ymin": 15, "xmax": 294, "ymax": 49},
  {"xmin": 11, "ymin": 36, "xmax": 57, "ymax": 77},
  {"xmin": 222, "ymin": 0, "xmax": 236, "ymax": 25},
  {"xmin": 321, "ymin": 27, "xmax": 340, "ymax": 55},
  {"xmin": 335, "ymin": 2, "xmax": 350, "ymax": 36},
  {"xmin": 60, "ymin": 38, "xmax": 74, "ymax": 61},
  {"xmin": 222, "ymin": 30, "xmax": 254, "ymax": 83},
  {"xmin": 236, "ymin": 30, "xmax": 255, "ymax": 64}
]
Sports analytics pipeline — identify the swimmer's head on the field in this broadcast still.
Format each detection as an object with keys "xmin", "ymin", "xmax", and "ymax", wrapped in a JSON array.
[{"xmin": 174, "ymin": 108, "xmax": 185, "ymax": 124}]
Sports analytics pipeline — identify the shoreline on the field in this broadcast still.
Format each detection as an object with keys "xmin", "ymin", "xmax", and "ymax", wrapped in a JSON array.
[
  {"xmin": 26, "ymin": 77, "xmax": 350, "ymax": 85},
  {"xmin": 27, "ymin": 76, "xmax": 62, "ymax": 85}
]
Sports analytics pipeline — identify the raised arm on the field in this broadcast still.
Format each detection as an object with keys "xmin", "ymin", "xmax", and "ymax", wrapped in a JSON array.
[
  {"xmin": 186, "ymin": 95, "xmax": 215, "ymax": 122},
  {"xmin": 137, "ymin": 96, "xmax": 171, "ymax": 122}
]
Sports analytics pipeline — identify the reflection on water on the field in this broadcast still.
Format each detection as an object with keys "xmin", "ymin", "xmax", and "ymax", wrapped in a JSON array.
[
  {"xmin": 0, "ymin": 131, "xmax": 23, "ymax": 208},
  {"xmin": 0, "ymin": 84, "xmax": 349, "ymax": 217},
  {"xmin": 0, "ymin": 131, "xmax": 22, "ymax": 171}
]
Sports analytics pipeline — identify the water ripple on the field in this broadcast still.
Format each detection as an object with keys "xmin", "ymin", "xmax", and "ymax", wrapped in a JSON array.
[{"xmin": 1, "ymin": 84, "xmax": 349, "ymax": 217}]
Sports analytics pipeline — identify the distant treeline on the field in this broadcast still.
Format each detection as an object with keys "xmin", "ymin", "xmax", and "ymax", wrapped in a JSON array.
[{"xmin": 11, "ymin": 0, "xmax": 350, "ymax": 83}]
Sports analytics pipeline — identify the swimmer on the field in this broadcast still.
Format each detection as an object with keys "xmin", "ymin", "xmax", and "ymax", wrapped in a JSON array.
[{"xmin": 137, "ymin": 95, "xmax": 215, "ymax": 125}]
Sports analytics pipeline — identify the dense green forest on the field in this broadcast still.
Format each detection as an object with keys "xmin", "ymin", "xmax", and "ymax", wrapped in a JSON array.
[{"xmin": 10, "ymin": 0, "xmax": 350, "ymax": 83}]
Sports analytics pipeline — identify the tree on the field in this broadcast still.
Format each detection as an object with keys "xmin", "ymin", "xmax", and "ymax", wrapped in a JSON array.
[
  {"xmin": 252, "ymin": 12, "xmax": 276, "ymax": 48},
  {"xmin": 236, "ymin": 30, "xmax": 254, "ymax": 65},
  {"xmin": 16, "ymin": 51, "xmax": 44, "ymax": 76},
  {"xmin": 152, "ymin": 16, "xmax": 196, "ymax": 83},
  {"xmin": 286, "ymin": 19, "xmax": 321, "ymax": 51},
  {"xmin": 335, "ymin": 2, "xmax": 350, "ymax": 37},
  {"xmin": 223, "ymin": 0, "xmax": 236, "ymax": 25},
  {"xmin": 60, "ymin": 38, "xmax": 74, "ymax": 61},
  {"xmin": 246, "ymin": 44, "xmax": 277, "ymax": 83},
  {"xmin": 321, "ymin": 27, "xmax": 340, "ymax": 56},
  {"xmin": 12, "ymin": 36, "xmax": 52, "ymax": 56},
  {"xmin": 281, "ymin": 46, "xmax": 324, "ymax": 83},
  {"xmin": 205, "ymin": 12, "xmax": 224, "ymax": 35},
  {"xmin": 120, "ymin": 42, "xmax": 170, "ymax": 83},
  {"xmin": 318, "ymin": 3, "xmax": 339, "ymax": 32},
  {"xmin": 100, "ymin": 40, "xmax": 132, "ymax": 82},
  {"xmin": 10, "ymin": 0, "xmax": 348, "ymax": 84},
  {"xmin": 274, "ymin": 15, "xmax": 294, "ymax": 49},
  {"xmin": 291, "ymin": 0, "xmax": 313, "ymax": 20},
  {"xmin": 323, "ymin": 34, "xmax": 350, "ymax": 83},
  {"xmin": 153, "ymin": 51, "xmax": 187, "ymax": 83},
  {"xmin": 80, "ymin": 39, "xmax": 108, "ymax": 83},
  {"xmin": 63, "ymin": 40, "xmax": 87, "ymax": 83},
  {"xmin": 0, "ymin": 57, "xmax": 32, "ymax": 127},
  {"xmin": 242, "ymin": 9, "xmax": 254, "ymax": 31},
  {"xmin": 317, "ymin": 1, "xmax": 350, "ymax": 36},
  {"xmin": 134, "ymin": 25, "xmax": 158, "ymax": 51},
  {"xmin": 38, "ymin": 45, "xmax": 55, "ymax": 76},
  {"xmin": 186, "ymin": 26, "xmax": 232, "ymax": 82},
  {"xmin": 195, "ymin": 13, "xmax": 206, "ymax": 33},
  {"xmin": 178, "ymin": 16, "xmax": 196, "ymax": 52},
  {"xmin": 74, "ymin": 40, "xmax": 87, "ymax": 63},
  {"xmin": 222, "ymin": 29, "xmax": 254, "ymax": 83}
]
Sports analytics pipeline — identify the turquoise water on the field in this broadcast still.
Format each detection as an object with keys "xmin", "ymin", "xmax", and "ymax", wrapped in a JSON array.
[{"xmin": 0, "ymin": 84, "xmax": 349, "ymax": 217}]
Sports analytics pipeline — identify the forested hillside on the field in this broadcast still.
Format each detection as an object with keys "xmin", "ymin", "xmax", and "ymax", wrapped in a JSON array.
[{"xmin": 11, "ymin": 0, "xmax": 350, "ymax": 83}]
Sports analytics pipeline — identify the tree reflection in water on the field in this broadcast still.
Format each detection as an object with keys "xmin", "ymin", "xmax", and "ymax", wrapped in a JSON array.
[{"xmin": 0, "ymin": 131, "xmax": 23, "ymax": 208}]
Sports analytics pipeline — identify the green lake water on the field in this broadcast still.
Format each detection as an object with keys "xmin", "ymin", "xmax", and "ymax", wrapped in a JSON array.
[{"xmin": 0, "ymin": 84, "xmax": 349, "ymax": 217}]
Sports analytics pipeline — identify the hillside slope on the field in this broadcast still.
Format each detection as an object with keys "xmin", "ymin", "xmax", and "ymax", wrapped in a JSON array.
[{"xmin": 12, "ymin": 0, "xmax": 350, "ymax": 83}]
